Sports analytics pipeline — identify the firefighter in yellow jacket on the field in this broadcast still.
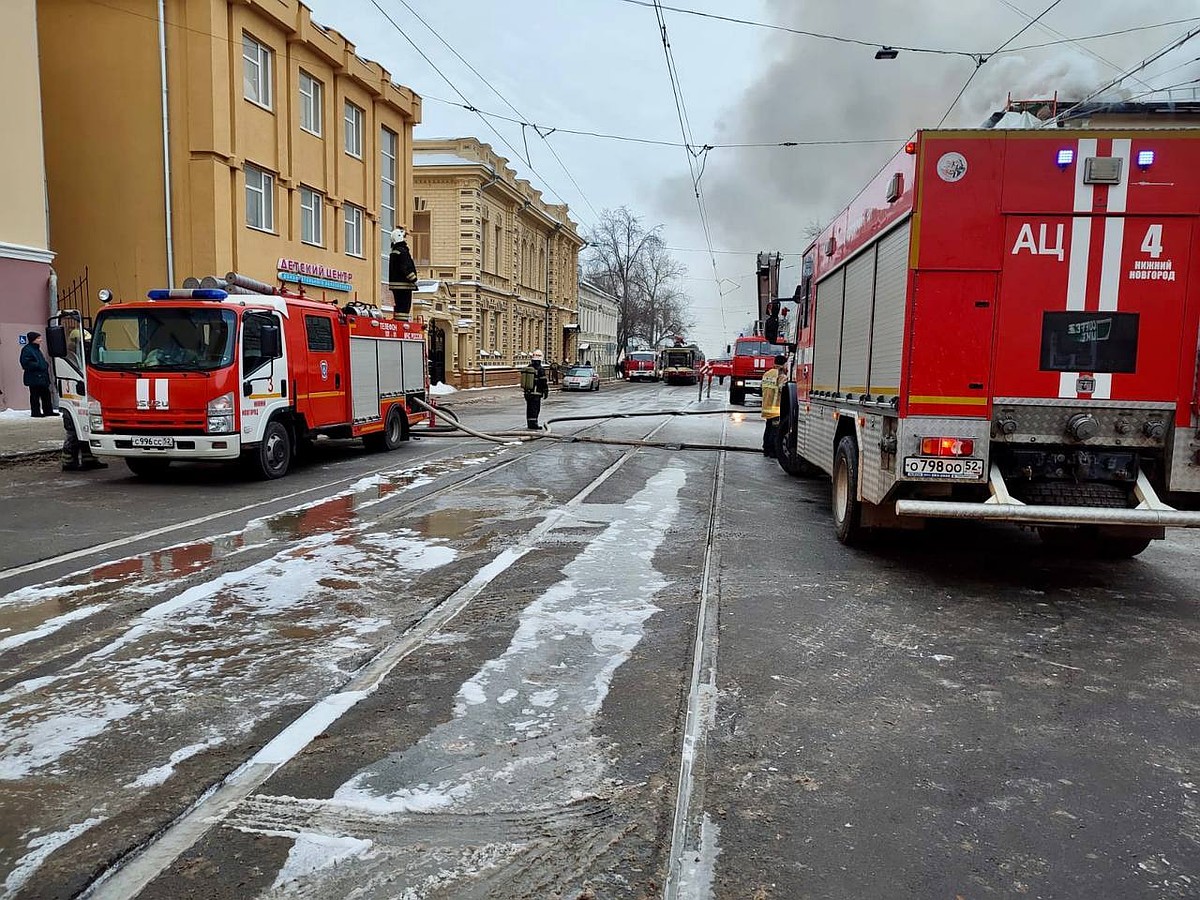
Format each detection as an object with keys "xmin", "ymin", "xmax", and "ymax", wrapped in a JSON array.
[{"xmin": 760, "ymin": 353, "xmax": 787, "ymax": 458}]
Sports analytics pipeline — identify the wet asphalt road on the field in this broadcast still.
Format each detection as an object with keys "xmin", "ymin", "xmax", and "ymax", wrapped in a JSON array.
[{"xmin": 0, "ymin": 380, "xmax": 1197, "ymax": 899}]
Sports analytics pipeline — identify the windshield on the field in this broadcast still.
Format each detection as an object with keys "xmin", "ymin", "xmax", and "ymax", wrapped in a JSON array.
[
  {"xmin": 630, "ymin": 353, "xmax": 656, "ymax": 362},
  {"xmin": 663, "ymin": 350, "xmax": 693, "ymax": 365},
  {"xmin": 736, "ymin": 340, "xmax": 776, "ymax": 357},
  {"xmin": 566, "ymin": 367, "xmax": 593, "ymax": 376},
  {"xmin": 91, "ymin": 308, "xmax": 238, "ymax": 372}
]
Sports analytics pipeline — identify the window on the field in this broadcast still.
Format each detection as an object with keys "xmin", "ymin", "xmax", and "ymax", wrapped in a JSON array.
[
  {"xmin": 300, "ymin": 187, "xmax": 323, "ymax": 246},
  {"xmin": 304, "ymin": 315, "xmax": 335, "ymax": 352},
  {"xmin": 344, "ymin": 101, "xmax": 364, "ymax": 158},
  {"xmin": 411, "ymin": 210, "xmax": 431, "ymax": 266},
  {"xmin": 380, "ymin": 127, "xmax": 397, "ymax": 272},
  {"xmin": 344, "ymin": 204, "xmax": 364, "ymax": 257},
  {"xmin": 242, "ymin": 33, "xmax": 271, "ymax": 109},
  {"xmin": 243, "ymin": 312, "xmax": 278, "ymax": 376},
  {"xmin": 1040, "ymin": 312, "xmax": 1140, "ymax": 374},
  {"xmin": 735, "ymin": 340, "xmax": 777, "ymax": 357},
  {"xmin": 90, "ymin": 308, "xmax": 237, "ymax": 371},
  {"xmin": 494, "ymin": 224, "xmax": 502, "ymax": 272},
  {"xmin": 299, "ymin": 70, "xmax": 322, "ymax": 135},
  {"xmin": 245, "ymin": 165, "xmax": 274, "ymax": 232}
]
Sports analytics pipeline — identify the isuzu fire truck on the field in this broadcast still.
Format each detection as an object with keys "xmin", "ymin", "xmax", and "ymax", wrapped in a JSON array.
[
  {"xmin": 769, "ymin": 128, "xmax": 1200, "ymax": 557},
  {"xmin": 48, "ymin": 274, "xmax": 429, "ymax": 480}
]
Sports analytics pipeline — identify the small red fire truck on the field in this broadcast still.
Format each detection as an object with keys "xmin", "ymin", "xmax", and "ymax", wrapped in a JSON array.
[
  {"xmin": 48, "ymin": 274, "xmax": 430, "ymax": 480},
  {"xmin": 727, "ymin": 335, "xmax": 782, "ymax": 405},
  {"xmin": 624, "ymin": 350, "xmax": 659, "ymax": 382},
  {"xmin": 769, "ymin": 128, "xmax": 1200, "ymax": 556}
]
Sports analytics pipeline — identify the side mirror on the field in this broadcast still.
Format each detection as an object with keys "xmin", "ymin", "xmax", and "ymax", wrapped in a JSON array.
[
  {"xmin": 260, "ymin": 324, "xmax": 282, "ymax": 359},
  {"xmin": 764, "ymin": 317, "xmax": 779, "ymax": 343},
  {"xmin": 243, "ymin": 381, "xmax": 253, "ymax": 398},
  {"xmin": 725, "ymin": 344, "xmax": 731, "ymax": 355},
  {"xmin": 45, "ymin": 326, "xmax": 68, "ymax": 359}
]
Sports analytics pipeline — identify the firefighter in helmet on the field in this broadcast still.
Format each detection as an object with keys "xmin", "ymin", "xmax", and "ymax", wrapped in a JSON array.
[
  {"xmin": 387, "ymin": 226, "xmax": 419, "ymax": 315},
  {"xmin": 521, "ymin": 350, "xmax": 549, "ymax": 430},
  {"xmin": 760, "ymin": 353, "xmax": 787, "ymax": 458}
]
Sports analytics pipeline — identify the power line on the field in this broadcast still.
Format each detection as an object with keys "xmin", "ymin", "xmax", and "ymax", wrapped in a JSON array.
[
  {"xmin": 1001, "ymin": 17, "xmax": 1200, "ymax": 53},
  {"xmin": 938, "ymin": 0, "xmax": 1066, "ymax": 127},
  {"xmin": 615, "ymin": 0, "xmax": 981, "ymax": 58},
  {"xmin": 649, "ymin": 0, "xmax": 730, "ymax": 336},
  {"xmin": 366, "ymin": 0, "xmax": 578, "ymax": 215},
  {"xmin": 1045, "ymin": 24, "xmax": 1200, "ymax": 125},
  {"xmin": 390, "ymin": 0, "xmax": 600, "ymax": 223}
]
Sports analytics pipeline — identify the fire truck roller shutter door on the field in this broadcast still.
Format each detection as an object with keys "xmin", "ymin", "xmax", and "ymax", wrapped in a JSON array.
[
  {"xmin": 378, "ymin": 340, "xmax": 403, "ymax": 398},
  {"xmin": 869, "ymin": 223, "xmax": 910, "ymax": 398},
  {"xmin": 401, "ymin": 340, "xmax": 424, "ymax": 393},
  {"xmin": 812, "ymin": 269, "xmax": 845, "ymax": 395},
  {"xmin": 839, "ymin": 246, "xmax": 876, "ymax": 397},
  {"xmin": 350, "ymin": 338, "xmax": 382, "ymax": 421}
]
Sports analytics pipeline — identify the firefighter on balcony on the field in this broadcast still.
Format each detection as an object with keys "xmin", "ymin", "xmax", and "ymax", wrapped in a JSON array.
[
  {"xmin": 760, "ymin": 353, "xmax": 786, "ymax": 458},
  {"xmin": 387, "ymin": 226, "xmax": 419, "ymax": 316},
  {"xmin": 521, "ymin": 350, "xmax": 550, "ymax": 430}
]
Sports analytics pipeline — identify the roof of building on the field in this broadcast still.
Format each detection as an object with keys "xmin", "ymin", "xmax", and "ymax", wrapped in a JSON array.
[{"xmin": 413, "ymin": 152, "xmax": 485, "ymax": 168}]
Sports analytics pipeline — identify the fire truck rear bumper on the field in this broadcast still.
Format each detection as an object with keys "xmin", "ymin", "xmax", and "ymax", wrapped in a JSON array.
[
  {"xmin": 89, "ymin": 434, "xmax": 243, "ymax": 460},
  {"xmin": 895, "ymin": 467, "xmax": 1200, "ymax": 529}
]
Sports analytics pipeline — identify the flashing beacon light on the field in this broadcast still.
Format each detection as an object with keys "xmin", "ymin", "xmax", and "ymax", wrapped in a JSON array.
[
  {"xmin": 904, "ymin": 140, "xmax": 917, "ymax": 155},
  {"xmin": 147, "ymin": 289, "xmax": 229, "ymax": 301},
  {"xmin": 1056, "ymin": 148, "xmax": 1075, "ymax": 168},
  {"xmin": 1137, "ymin": 149, "xmax": 1155, "ymax": 169}
]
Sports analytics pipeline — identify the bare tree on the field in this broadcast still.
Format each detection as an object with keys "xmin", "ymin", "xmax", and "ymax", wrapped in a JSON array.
[
  {"xmin": 633, "ymin": 241, "xmax": 690, "ymax": 347},
  {"xmin": 802, "ymin": 219, "xmax": 824, "ymax": 241},
  {"xmin": 584, "ymin": 208, "xmax": 663, "ymax": 353}
]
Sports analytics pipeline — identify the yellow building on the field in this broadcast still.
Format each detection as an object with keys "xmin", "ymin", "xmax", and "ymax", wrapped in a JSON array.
[
  {"xmin": 0, "ymin": 0, "xmax": 55, "ymax": 410},
  {"xmin": 413, "ymin": 139, "xmax": 583, "ymax": 387},
  {"xmin": 37, "ymin": 0, "xmax": 420, "ymax": 318}
]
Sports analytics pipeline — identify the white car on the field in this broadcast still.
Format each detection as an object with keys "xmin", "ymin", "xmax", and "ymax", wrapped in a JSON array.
[{"xmin": 561, "ymin": 365, "xmax": 601, "ymax": 391}]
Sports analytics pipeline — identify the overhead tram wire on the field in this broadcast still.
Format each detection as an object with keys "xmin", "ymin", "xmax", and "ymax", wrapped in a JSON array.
[
  {"xmin": 1044, "ymin": 24, "xmax": 1200, "ymax": 126},
  {"xmin": 391, "ymin": 0, "xmax": 600, "ymax": 224},
  {"xmin": 366, "ymin": 0, "xmax": 575, "ymax": 211},
  {"xmin": 1002, "ymin": 17, "xmax": 1200, "ymax": 53},
  {"xmin": 937, "ymin": 0, "xmax": 1067, "ymax": 127},
  {"xmin": 649, "ymin": 0, "xmax": 729, "ymax": 336},
  {"xmin": 991, "ymin": 0, "xmax": 1156, "ymax": 92}
]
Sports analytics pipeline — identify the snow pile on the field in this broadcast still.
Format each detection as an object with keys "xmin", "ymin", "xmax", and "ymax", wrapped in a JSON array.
[{"xmin": 429, "ymin": 382, "xmax": 457, "ymax": 396}]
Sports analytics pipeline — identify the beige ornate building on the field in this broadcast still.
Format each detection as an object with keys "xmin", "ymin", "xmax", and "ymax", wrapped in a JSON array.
[
  {"xmin": 37, "ymin": 0, "xmax": 419, "ymax": 317},
  {"xmin": 413, "ymin": 139, "xmax": 583, "ymax": 387}
]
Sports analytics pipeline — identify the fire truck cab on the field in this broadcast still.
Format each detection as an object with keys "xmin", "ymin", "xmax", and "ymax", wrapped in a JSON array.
[
  {"xmin": 771, "ymin": 128, "xmax": 1200, "ymax": 556},
  {"xmin": 50, "ymin": 283, "xmax": 429, "ymax": 480}
]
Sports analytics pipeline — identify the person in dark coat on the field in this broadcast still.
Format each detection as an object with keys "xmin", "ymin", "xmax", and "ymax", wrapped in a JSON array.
[
  {"xmin": 522, "ymin": 349, "xmax": 550, "ymax": 430},
  {"xmin": 387, "ymin": 226, "xmax": 419, "ymax": 315},
  {"xmin": 20, "ymin": 332, "xmax": 54, "ymax": 417}
]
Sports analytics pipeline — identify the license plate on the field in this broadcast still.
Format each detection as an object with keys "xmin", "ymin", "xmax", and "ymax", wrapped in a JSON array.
[
  {"xmin": 903, "ymin": 456, "xmax": 984, "ymax": 479},
  {"xmin": 131, "ymin": 436, "xmax": 175, "ymax": 449}
]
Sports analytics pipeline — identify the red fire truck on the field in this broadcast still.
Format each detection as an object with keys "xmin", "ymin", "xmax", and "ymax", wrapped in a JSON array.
[
  {"xmin": 769, "ymin": 128, "xmax": 1200, "ymax": 556},
  {"xmin": 624, "ymin": 350, "xmax": 659, "ymax": 382},
  {"xmin": 728, "ymin": 335, "xmax": 782, "ymax": 405},
  {"xmin": 48, "ymin": 275, "xmax": 430, "ymax": 480}
]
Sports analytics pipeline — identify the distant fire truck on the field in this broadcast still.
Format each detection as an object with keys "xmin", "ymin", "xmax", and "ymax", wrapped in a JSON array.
[
  {"xmin": 766, "ymin": 128, "xmax": 1200, "ymax": 556},
  {"xmin": 47, "ymin": 273, "xmax": 429, "ymax": 480},
  {"xmin": 727, "ymin": 335, "xmax": 781, "ymax": 405},
  {"xmin": 624, "ymin": 350, "xmax": 659, "ymax": 382}
]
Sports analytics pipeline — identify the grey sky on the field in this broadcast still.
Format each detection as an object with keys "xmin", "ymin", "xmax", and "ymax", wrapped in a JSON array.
[{"xmin": 307, "ymin": 0, "xmax": 1200, "ymax": 357}]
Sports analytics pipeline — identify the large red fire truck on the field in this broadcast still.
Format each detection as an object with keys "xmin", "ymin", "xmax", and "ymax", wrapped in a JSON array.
[
  {"xmin": 727, "ymin": 335, "xmax": 782, "ymax": 405},
  {"xmin": 47, "ymin": 274, "xmax": 430, "ymax": 480},
  {"xmin": 768, "ymin": 128, "xmax": 1200, "ymax": 556},
  {"xmin": 624, "ymin": 350, "xmax": 659, "ymax": 382}
]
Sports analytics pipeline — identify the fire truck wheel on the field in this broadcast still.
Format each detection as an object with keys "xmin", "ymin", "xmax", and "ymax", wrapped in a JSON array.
[
  {"xmin": 125, "ymin": 458, "xmax": 170, "ymax": 479},
  {"xmin": 730, "ymin": 388, "xmax": 744, "ymax": 405},
  {"xmin": 364, "ymin": 407, "xmax": 406, "ymax": 452},
  {"xmin": 1037, "ymin": 526, "xmax": 1153, "ymax": 559},
  {"xmin": 832, "ymin": 436, "xmax": 865, "ymax": 545},
  {"xmin": 248, "ymin": 420, "xmax": 292, "ymax": 480}
]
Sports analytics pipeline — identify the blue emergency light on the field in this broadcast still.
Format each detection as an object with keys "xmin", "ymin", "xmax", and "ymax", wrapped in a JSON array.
[{"xmin": 147, "ymin": 288, "xmax": 229, "ymax": 301}]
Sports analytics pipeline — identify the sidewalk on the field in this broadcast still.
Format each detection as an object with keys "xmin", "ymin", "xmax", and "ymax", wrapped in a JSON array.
[{"xmin": 0, "ymin": 409, "xmax": 64, "ymax": 461}]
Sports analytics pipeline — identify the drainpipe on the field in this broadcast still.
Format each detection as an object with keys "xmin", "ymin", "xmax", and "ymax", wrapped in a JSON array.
[
  {"xmin": 157, "ymin": 0, "xmax": 176, "ymax": 286},
  {"xmin": 545, "ymin": 222, "xmax": 562, "ymax": 362}
]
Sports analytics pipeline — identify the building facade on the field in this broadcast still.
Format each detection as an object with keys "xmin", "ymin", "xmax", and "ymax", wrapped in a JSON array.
[
  {"xmin": 37, "ymin": 0, "xmax": 419, "ymax": 319},
  {"xmin": 0, "ymin": 0, "xmax": 54, "ymax": 410},
  {"xmin": 577, "ymin": 275, "xmax": 619, "ymax": 378},
  {"xmin": 413, "ymin": 139, "xmax": 583, "ymax": 387}
]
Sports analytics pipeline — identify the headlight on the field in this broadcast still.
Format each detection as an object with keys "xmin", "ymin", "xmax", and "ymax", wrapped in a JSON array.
[
  {"xmin": 207, "ymin": 392, "xmax": 235, "ymax": 434},
  {"xmin": 88, "ymin": 399, "xmax": 103, "ymax": 432}
]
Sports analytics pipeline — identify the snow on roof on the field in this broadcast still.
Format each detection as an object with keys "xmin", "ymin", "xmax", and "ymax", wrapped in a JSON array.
[{"xmin": 413, "ymin": 152, "xmax": 485, "ymax": 168}]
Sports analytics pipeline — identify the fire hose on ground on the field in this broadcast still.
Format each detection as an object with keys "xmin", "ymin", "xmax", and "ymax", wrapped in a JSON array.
[{"xmin": 407, "ymin": 396, "xmax": 761, "ymax": 453}]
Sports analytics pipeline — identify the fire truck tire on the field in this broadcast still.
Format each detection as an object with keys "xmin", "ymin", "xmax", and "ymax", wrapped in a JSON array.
[
  {"xmin": 364, "ymin": 407, "xmax": 406, "ymax": 452},
  {"xmin": 125, "ymin": 458, "xmax": 170, "ymax": 479},
  {"xmin": 247, "ymin": 419, "xmax": 292, "ymax": 480},
  {"xmin": 730, "ymin": 388, "xmax": 744, "ymax": 406},
  {"xmin": 832, "ymin": 436, "xmax": 865, "ymax": 545},
  {"xmin": 776, "ymin": 405, "xmax": 814, "ymax": 477}
]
